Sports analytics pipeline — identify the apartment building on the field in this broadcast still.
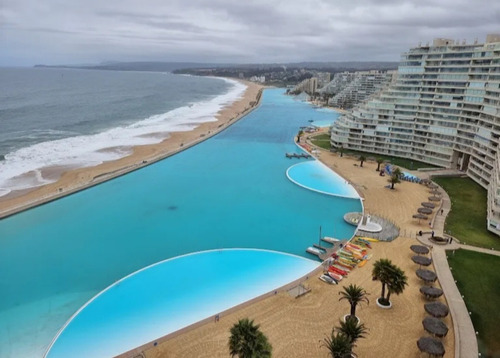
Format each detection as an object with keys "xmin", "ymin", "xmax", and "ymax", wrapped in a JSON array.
[{"xmin": 330, "ymin": 34, "xmax": 500, "ymax": 236}]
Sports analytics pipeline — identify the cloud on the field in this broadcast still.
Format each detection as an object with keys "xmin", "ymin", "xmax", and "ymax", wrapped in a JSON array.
[{"xmin": 1, "ymin": 0, "xmax": 499, "ymax": 66}]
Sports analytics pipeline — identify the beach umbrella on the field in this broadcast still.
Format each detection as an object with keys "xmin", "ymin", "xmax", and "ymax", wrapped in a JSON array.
[
  {"xmin": 420, "ymin": 286, "xmax": 444, "ymax": 299},
  {"xmin": 410, "ymin": 245, "xmax": 430, "ymax": 255},
  {"xmin": 424, "ymin": 302, "xmax": 449, "ymax": 318},
  {"xmin": 422, "ymin": 316, "xmax": 449, "ymax": 337},
  {"xmin": 428, "ymin": 196, "xmax": 441, "ymax": 201},
  {"xmin": 429, "ymin": 189, "xmax": 441, "ymax": 195},
  {"xmin": 416, "ymin": 269, "xmax": 437, "ymax": 283},
  {"xmin": 412, "ymin": 214, "xmax": 428, "ymax": 222},
  {"xmin": 412, "ymin": 255, "xmax": 432, "ymax": 266},
  {"xmin": 418, "ymin": 207, "xmax": 433, "ymax": 215},
  {"xmin": 417, "ymin": 336, "xmax": 445, "ymax": 356},
  {"xmin": 421, "ymin": 202, "xmax": 436, "ymax": 209}
]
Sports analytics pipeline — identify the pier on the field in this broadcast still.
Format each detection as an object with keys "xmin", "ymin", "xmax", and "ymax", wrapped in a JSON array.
[
  {"xmin": 285, "ymin": 152, "xmax": 311, "ymax": 159},
  {"xmin": 306, "ymin": 240, "xmax": 346, "ymax": 261}
]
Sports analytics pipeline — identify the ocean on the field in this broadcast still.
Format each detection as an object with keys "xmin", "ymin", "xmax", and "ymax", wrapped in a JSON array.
[{"xmin": 0, "ymin": 67, "xmax": 243, "ymax": 196}]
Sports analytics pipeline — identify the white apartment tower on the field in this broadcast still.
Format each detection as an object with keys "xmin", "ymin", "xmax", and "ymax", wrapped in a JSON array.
[{"xmin": 330, "ymin": 34, "xmax": 500, "ymax": 236}]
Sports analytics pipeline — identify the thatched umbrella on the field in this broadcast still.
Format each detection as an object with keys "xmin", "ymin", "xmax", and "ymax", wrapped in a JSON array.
[
  {"xmin": 418, "ymin": 207, "xmax": 433, "ymax": 215},
  {"xmin": 423, "ymin": 316, "xmax": 449, "ymax": 337},
  {"xmin": 416, "ymin": 269, "xmax": 437, "ymax": 282},
  {"xmin": 417, "ymin": 336, "xmax": 445, "ymax": 356},
  {"xmin": 428, "ymin": 196, "xmax": 441, "ymax": 201},
  {"xmin": 412, "ymin": 255, "xmax": 432, "ymax": 266},
  {"xmin": 413, "ymin": 213, "xmax": 428, "ymax": 221},
  {"xmin": 410, "ymin": 245, "xmax": 430, "ymax": 255},
  {"xmin": 429, "ymin": 189, "xmax": 441, "ymax": 195},
  {"xmin": 421, "ymin": 202, "xmax": 436, "ymax": 209},
  {"xmin": 420, "ymin": 286, "xmax": 444, "ymax": 299},
  {"xmin": 424, "ymin": 302, "xmax": 449, "ymax": 318}
]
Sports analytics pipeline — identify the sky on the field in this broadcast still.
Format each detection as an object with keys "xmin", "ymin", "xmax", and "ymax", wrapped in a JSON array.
[{"xmin": 1, "ymin": 0, "xmax": 499, "ymax": 66}]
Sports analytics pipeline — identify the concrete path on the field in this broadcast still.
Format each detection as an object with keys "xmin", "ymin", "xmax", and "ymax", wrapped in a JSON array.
[{"xmin": 417, "ymin": 182, "xmax": 481, "ymax": 358}]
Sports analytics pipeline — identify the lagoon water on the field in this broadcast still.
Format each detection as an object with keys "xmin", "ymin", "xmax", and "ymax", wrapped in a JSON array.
[{"xmin": 0, "ymin": 83, "xmax": 361, "ymax": 357}]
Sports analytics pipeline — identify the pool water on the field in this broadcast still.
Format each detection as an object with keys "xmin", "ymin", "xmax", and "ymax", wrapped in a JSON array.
[
  {"xmin": 0, "ymin": 89, "xmax": 361, "ymax": 357},
  {"xmin": 46, "ymin": 249, "xmax": 318, "ymax": 357},
  {"xmin": 287, "ymin": 161, "xmax": 359, "ymax": 198}
]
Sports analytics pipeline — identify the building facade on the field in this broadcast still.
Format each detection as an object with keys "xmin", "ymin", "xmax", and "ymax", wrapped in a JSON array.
[{"xmin": 330, "ymin": 34, "xmax": 500, "ymax": 235}]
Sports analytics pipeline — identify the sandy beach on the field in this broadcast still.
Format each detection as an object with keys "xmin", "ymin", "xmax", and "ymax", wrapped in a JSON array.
[
  {"xmin": 0, "ymin": 80, "xmax": 263, "ymax": 218},
  {"xmin": 141, "ymin": 143, "xmax": 454, "ymax": 357}
]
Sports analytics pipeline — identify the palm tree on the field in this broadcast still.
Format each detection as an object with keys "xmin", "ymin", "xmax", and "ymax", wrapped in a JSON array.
[
  {"xmin": 338, "ymin": 284, "xmax": 369, "ymax": 320},
  {"xmin": 376, "ymin": 158, "xmax": 384, "ymax": 171},
  {"xmin": 372, "ymin": 259, "xmax": 408, "ymax": 307},
  {"xmin": 337, "ymin": 317, "xmax": 368, "ymax": 354},
  {"xmin": 321, "ymin": 328, "xmax": 353, "ymax": 358},
  {"xmin": 372, "ymin": 258, "xmax": 393, "ymax": 306},
  {"xmin": 386, "ymin": 266, "xmax": 408, "ymax": 303},
  {"xmin": 392, "ymin": 167, "xmax": 402, "ymax": 178},
  {"xmin": 358, "ymin": 155, "xmax": 366, "ymax": 167},
  {"xmin": 338, "ymin": 145, "xmax": 345, "ymax": 157},
  {"xmin": 388, "ymin": 174, "xmax": 401, "ymax": 189},
  {"xmin": 228, "ymin": 318, "xmax": 272, "ymax": 358}
]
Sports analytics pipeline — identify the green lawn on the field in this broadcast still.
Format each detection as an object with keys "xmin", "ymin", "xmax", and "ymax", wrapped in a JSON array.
[
  {"xmin": 309, "ymin": 133, "xmax": 331, "ymax": 150},
  {"xmin": 447, "ymin": 250, "xmax": 500, "ymax": 357},
  {"xmin": 343, "ymin": 149, "xmax": 437, "ymax": 170},
  {"xmin": 433, "ymin": 177, "xmax": 500, "ymax": 250}
]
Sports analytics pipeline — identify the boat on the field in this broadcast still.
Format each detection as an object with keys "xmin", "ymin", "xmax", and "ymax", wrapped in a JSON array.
[
  {"xmin": 357, "ymin": 260, "xmax": 367, "ymax": 268},
  {"xmin": 328, "ymin": 272, "xmax": 343, "ymax": 281},
  {"xmin": 332, "ymin": 264, "xmax": 351, "ymax": 273},
  {"xmin": 323, "ymin": 236, "xmax": 340, "ymax": 243},
  {"xmin": 358, "ymin": 237, "xmax": 379, "ymax": 242},
  {"xmin": 329, "ymin": 266, "xmax": 348, "ymax": 276},
  {"xmin": 319, "ymin": 274, "xmax": 337, "ymax": 285},
  {"xmin": 306, "ymin": 247, "xmax": 323, "ymax": 256},
  {"xmin": 364, "ymin": 253, "xmax": 373, "ymax": 260}
]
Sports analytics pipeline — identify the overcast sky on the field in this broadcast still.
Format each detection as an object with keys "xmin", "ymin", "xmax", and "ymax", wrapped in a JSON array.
[{"xmin": 1, "ymin": 0, "xmax": 499, "ymax": 66}]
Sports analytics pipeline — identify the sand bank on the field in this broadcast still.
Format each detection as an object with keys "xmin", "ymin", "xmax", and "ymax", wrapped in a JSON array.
[
  {"xmin": 141, "ymin": 146, "xmax": 453, "ymax": 358},
  {"xmin": 0, "ymin": 80, "xmax": 263, "ymax": 218}
]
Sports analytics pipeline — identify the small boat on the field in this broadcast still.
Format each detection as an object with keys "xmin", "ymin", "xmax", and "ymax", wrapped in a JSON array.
[
  {"xmin": 329, "ymin": 266, "xmax": 348, "ymax": 276},
  {"xmin": 357, "ymin": 260, "xmax": 367, "ymax": 268},
  {"xmin": 306, "ymin": 247, "xmax": 323, "ymax": 256},
  {"xmin": 359, "ymin": 237, "xmax": 379, "ymax": 242},
  {"xmin": 323, "ymin": 236, "xmax": 340, "ymax": 243},
  {"xmin": 364, "ymin": 253, "xmax": 373, "ymax": 260},
  {"xmin": 332, "ymin": 264, "xmax": 351, "ymax": 273},
  {"xmin": 328, "ymin": 272, "xmax": 343, "ymax": 281},
  {"xmin": 319, "ymin": 274, "xmax": 337, "ymax": 285}
]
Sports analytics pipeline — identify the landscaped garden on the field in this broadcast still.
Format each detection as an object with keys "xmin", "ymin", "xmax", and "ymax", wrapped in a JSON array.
[
  {"xmin": 433, "ymin": 177, "xmax": 500, "ymax": 250},
  {"xmin": 447, "ymin": 249, "xmax": 500, "ymax": 358}
]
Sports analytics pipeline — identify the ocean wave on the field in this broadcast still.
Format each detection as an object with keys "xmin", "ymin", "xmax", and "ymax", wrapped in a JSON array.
[{"xmin": 0, "ymin": 78, "xmax": 246, "ymax": 196}]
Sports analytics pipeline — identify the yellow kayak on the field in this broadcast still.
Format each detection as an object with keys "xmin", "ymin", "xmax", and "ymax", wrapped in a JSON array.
[
  {"xmin": 358, "ymin": 237, "xmax": 379, "ymax": 242},
  {"xmin": 358, "ymin": 260, "xmax": 367, "ymax": 267}
]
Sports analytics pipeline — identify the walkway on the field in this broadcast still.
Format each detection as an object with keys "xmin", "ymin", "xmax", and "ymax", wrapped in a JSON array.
[{"xmin": 417, "ymin": 182, "xmax": 482, "ymax": 358}]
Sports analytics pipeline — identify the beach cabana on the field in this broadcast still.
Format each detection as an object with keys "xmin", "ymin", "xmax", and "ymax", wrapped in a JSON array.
[
  {"xmin": 411, "ymin": 245, "xmax": 430, "ymax": 255},
  {"xmin": 416, "ymin": 269, "xmax": 437, "ymax": 283},
  {"xmin": 420, "ymin": 286, "xmax": 444, "ymax": 299},
  {"xmin": 412, "ymin": 213, "xmax": 428, "ymax": 223},
  {"xmin": 428, "ymin": 196, "xmax": 441, "ymax": 201},
  {"xmin": 421, "ymin": 202, "xmax": 436, "ymax": 209},
  {"xmin": 418, "ymin": 207, "xmax": 433, "ymax": 215},
  {"xmin": 417, "ymin": 336, "xmax": 445, "ymax": 357},
  {"xmin": 422, "ymin": 316, "xmax": 449, "ymax": 337},
  {"xmin": 412, "ymin": 255, "xmax": 432, "ymax": 266},
  {"xmin": 424, "ymin": 302, "xmax": 449, "ymax": 318}
]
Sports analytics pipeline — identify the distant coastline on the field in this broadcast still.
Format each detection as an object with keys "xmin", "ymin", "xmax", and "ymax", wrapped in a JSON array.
[{"xmin": 0, "ymin": 79, "xmax": 263, "ymax": 219}]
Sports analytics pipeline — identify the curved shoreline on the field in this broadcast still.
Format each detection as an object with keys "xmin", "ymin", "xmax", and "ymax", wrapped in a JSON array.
[{"xmin": 0, "ymin": 80, "xmax": 263, "ymax": 219}]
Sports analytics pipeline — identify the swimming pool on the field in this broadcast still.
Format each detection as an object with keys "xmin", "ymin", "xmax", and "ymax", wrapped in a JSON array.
[
  {"xmin": 286, "ymin": 161, "xmax": 359, "ymax": 199},
  {"xmin": 0, "ymin": 89, "xmax": 361, "ymax": 357},
  {"xmin": 45, "ymin": 249, "xmax": 318, "ymax": 357}
]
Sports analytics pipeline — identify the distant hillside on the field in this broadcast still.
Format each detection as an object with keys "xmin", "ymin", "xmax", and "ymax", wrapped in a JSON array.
[{"xmin": 34, "ymin": 61, "xmax": 398, "ymax": 73}]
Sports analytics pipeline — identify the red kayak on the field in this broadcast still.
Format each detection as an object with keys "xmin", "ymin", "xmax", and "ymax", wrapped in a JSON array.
[{"xmin": 329, "ymin": 266, "xmax": 348, "ymax": 276}]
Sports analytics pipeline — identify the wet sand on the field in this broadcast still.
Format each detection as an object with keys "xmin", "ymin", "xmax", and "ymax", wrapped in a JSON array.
[{"xmin": 0, "ymin": 81, "xmax": 263, "ymax": 218}]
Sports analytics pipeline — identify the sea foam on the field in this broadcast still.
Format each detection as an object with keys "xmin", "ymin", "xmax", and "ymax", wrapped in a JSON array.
[{"xmin": 0, "ymin": 78, "xmax": 246, "ymax": 197}]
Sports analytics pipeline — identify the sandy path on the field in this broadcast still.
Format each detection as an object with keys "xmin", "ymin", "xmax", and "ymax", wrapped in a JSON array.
[
  {"xmin": 0, "ymin": 81, "xmax": 263, "ymax": 218},
  {"xmin": 142, "ymin": 147, "xmax": 454, "ymax": 357}
]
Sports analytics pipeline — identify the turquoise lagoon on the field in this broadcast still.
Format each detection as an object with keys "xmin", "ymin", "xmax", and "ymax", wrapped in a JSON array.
[{"xmin": 0, "ymin": 89, "xmax": 362, "ymax": 357}]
